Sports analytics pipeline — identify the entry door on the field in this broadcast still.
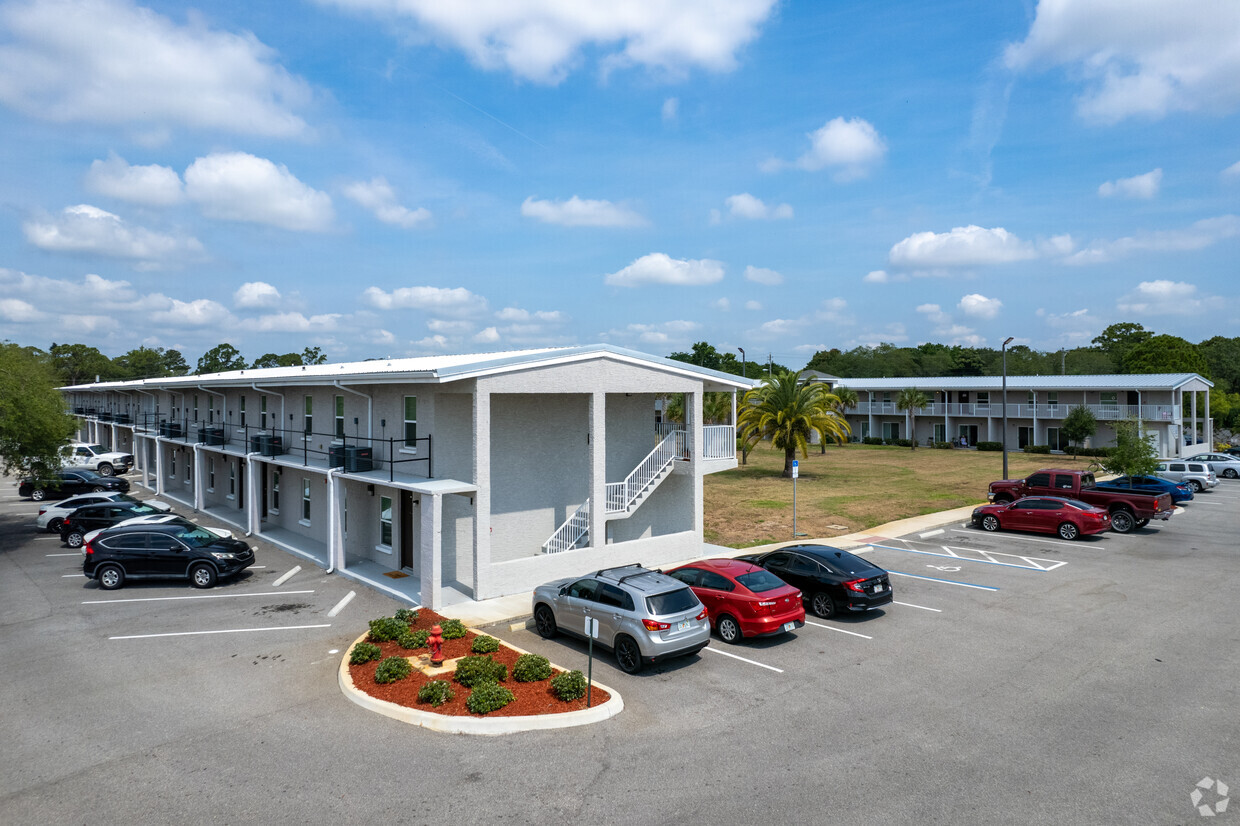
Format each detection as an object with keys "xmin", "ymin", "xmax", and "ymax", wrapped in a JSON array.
[
  {"xmin": 959, "ymin": 425, "xmax": 979, "ymax": 445},
  {"xmin": 400, "ymin": 490, "xmax": 414, "ymax": 570}
]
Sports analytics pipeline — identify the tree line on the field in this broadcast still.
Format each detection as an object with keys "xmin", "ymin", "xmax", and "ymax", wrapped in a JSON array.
[{"xmin": 41, "ymin": 342, "xmax": 329, "ymax": 386}]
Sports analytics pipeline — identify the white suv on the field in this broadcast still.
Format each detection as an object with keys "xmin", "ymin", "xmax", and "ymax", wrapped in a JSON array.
[
  {"xmin": 1155, "ymin": 459, "xmax": 1218, "ymax": 492},
  {"xmin": 66, "ymin": 442, "xmax": 133, "ymax": 477},
  {"xmin": 1185, "ymin": 452, "xmax": 1240, "ymax": 480}
]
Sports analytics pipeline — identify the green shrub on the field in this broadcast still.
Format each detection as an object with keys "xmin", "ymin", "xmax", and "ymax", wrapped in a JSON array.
[
  {"xmin": 453, "ymin": 655, "xmax": 507, "ymax": 687},
  {"xmin": 439, "ymin": 618, "xmax": 467, "ymax": 640},
  {"xmin": 976, "ymin": 441, "xmax": 1002, "ymax": 452},
  {"xmin": 932, "ymin": 441, "xmax": 954, "ymax": 449},
  {"xmin": 417, "ymin": 680, "xmax": 455, "ymax": 707},
  {"xmin": 394, "ymin": 607, "xmax": 419, "ymax": 625},
  {"xmin": 374, "ymin": 655, "xmax": 413, "ymax": 684},
  {"xmin": 513, "ymin": 653, "xmax": 553, "ymax": 683},
  {"xmin": 862, "ymin": 436, "xmax": 884, "ymax": 445},
  {"xmin": 470, "ymin": 635, "xmax": 500, "ymax": 654},
  {"xmin": 367, "ymin": 616, "xmax": 406, "ymax": 643},
  {"xmin": 349, "ymin": 642, "xmax": 382, "ymax": 665},
  {"xmin": 397, "ymin": 629, "xmax": 429, "ymax": 650},
  {"xmin": 551, "ymin": 669, "xmax": 588, "ymax": 701},
  {"xmin": 1024, "ymin": 444, "xmax": 1051, "ymax": 454},
  {"xmin": 891, "ymin": 438, "xmax": 912, "ymax": 447},
  {"xmin": 466, "ymin": 681, "xmax": 515, "ymax": 714}
]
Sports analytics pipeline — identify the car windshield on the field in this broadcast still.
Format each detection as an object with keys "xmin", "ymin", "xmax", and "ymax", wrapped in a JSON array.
[
  {"xmin": 115, "ymin": 494, "xmax": 139, "ymax": 504},
  {"xmin": 808, "ymin": 549, "xmax": 874, "ymax": 576},
  {"xmin": 736, "ymin": 569, "xmax": 786, "ymax": 593},
  {"xmin": 75, "ymin": 470, "xmax": 103, "ymax": 481},
  {"xmin": 86, "ymin": 444, "xmax": 106, "ymax": 453},
  {"xmin": 1062, "ymin": 499, "xmax": 1094, "ymax": 510},
  {"xmin": 172, "ymin": 527, "xmax": 219, "ymax": 548},
  {"xmin": 645, "ymin": 587, "xmax": 698, "ymax": 616},
  {"xmin": 131, "ymin": 503, "xmax": 160, "ymax": 515}
]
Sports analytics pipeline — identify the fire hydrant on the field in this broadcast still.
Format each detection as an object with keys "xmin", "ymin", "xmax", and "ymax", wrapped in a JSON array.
[{"xmin": 428, "ymin": 624, "xmax": 444, "ymax": 667}]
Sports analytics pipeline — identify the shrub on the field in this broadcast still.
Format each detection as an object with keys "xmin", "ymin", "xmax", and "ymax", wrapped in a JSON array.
[
  {"xmin": 453, "ymin": 655, "xmax": 507, "ymax": 687},
  {"xmin": 397, "ymin": 629, "xmax": 429, "ymax": 650},
  {"xmin": 471, "ymin": 635, "xmax": 500, "ymax": 654},
  {"xmin": 394, "ymin": 607, "xmax": 419, "ymax": 625},
  {"xmin": 466, "ymin": 681, "xmax": 515, "ymax": 714},
  {"xmin": 439, "ymin": 618, "xmax": 467, "ymax": 640},
  {"xmin": 551, "ymin": 669, "xmax": 588, "ymax": 701},
  {"xmin": 513, "ymin": 653, "xmax": 552, "ymax": 683},
  {"xmin": 417, "ymin": 680, "xmax": 455, "ymax": 707},
  {"xmin": 374, "ymin": 655, "xmax": 413, "ymax": 684},
  {"xmin": 1024, "ymin": 444, "xmax": 1051, "ymax": 454},
  {"xmin": 932, "ymin": 441, "xmax": 954, "ymax": 449},
  {"xmin": 367, "ymin": 616, "xmax": 406, "ymax": 643},
  {"xmin": 349, "ymin": 642, "xmax": 381, "ymax": 665},
  {"xmin": 892, "ymin": 438, "xmax": 913, "ymax": 447},
  {"xmin": 862, "ymin": 436, "xmax": 884, "ymax": 445},
  {"xmin": 976, "ymin": 441, "xmax": 1002, "ymax": 452}
]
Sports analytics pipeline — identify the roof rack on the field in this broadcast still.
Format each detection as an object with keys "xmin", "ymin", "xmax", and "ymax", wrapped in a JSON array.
[{"xmin": 593, "ymin": 563, "xmax": 645, "ymax": 578}]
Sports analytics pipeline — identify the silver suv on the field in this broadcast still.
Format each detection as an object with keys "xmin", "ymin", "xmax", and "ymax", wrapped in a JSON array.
[
  {"xmin": 1155, "ymin": 459, "xmax": 1218, "ymax": 492},
  {"xmin": 533, "ymin": 564, "xmax": 710, "ymax": 674}
]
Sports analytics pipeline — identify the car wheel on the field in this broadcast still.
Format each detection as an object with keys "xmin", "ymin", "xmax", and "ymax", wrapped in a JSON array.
[
  {"xmin": 92, "ymin": 485, "xmax": 106, "ymax": 492},
  {"xmin": 614, "ymin": 635, "xmax": 643, "ymax": 674},
  {"xmin": 46, "ymin": 518, "xmax": 63, "ymax": 533},
  {"xmin": 1189, "ymin": 480, "xmax": 1203, "ymax": 492},
  {"xmin": 96, "ymin": 464, "xmax": 113, "ymax": 477},
  {"xmin": 810, "ymin": 591, "xmax": 835, "ymax": 619},
  {"xmin": 533, "ymin": 604, "xmax": 558, "ymax": 639},
  {"xmin": 1136, "ymin": 518, "xmax": 1150, "ymax": 528},
  {"xmin": 717, "ymin": 615, "xmax": 742, "ymax": 644},
  {"xmin": 190, "ymin": 563, "xmax": 217, "ymax": 589},
  {"xmin": 981, "ymin": 514, "xmax": 1001, "ymax": 532},
  {"xmin": 30, "ymin": 488, "xmax": 46, "ymax": 502},
  {"xmin": 97, "ymin": 564, "xmax": 124, "ymax": 590},
  {"xmin": 64, "ymin": 531, "xmax": 85, "ymax": 548},
  {"xmin": 1110, "ymin": 510, "xmax": 1135, "ymax": 533},
  {"xmin": 1224, "ymin": 468, "xmax": 1238, "ymax": 479},
  {"xmin": 1057, "ymin": 522, "xmax": 1079, "ymax": 541},
  {"xmin": 994, "ymin": 495, "xmax": 1013, "ymax": 504}
]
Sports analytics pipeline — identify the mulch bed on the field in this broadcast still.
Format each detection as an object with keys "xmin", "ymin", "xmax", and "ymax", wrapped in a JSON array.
[{"xmin": 346, "ymin": 607, "xmax": 610, "ymax": 717}]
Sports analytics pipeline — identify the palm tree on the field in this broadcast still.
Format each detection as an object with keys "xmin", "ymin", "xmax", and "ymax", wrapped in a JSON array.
[
  {"xmin": 823, "ymin": 385, "xmax": 858, "ymax": 453},
  {"xmin": 738, "ymin": 371, "xmax": 851, "ymax": 477},
  {"xmin": 896, "ymin": 387, "xmax": 931, "ymax": 449}
]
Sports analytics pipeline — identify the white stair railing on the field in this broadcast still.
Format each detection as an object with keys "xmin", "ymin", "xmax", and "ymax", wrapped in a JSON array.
[
  {"xmin": 543, "ymin": 498, "xmax": 590, "ymax": 554},
  {"xmin": 605, "ymin": 430, "xmax": 685, "ymax": 514}
]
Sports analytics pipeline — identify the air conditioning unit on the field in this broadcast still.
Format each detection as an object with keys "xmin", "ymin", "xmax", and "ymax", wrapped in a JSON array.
[
  {"xmin": 344, "ymin": 445, "xmax": 373, "ymax": 473},
  {"xmin": 328, "ymin": 442, "xmax": 346, "ymax": 468},
  {"xmin": 198, "ymin": 426, "xmax": 226, "ymax": 446},
  {"xmin": 159, "ymin": 421, "xmax": 183, "ymax": 438}
]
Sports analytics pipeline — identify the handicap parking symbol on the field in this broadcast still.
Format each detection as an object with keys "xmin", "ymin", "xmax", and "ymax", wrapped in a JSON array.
[{"xmin": 927, "ymin": 564, "xmax": 961, "ymax": 572}]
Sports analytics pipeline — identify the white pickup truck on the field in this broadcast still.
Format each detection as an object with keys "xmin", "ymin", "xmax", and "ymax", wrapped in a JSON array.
[{"xmin": 66, "ymin": 442, "xmax": 134, "ymax": 476}]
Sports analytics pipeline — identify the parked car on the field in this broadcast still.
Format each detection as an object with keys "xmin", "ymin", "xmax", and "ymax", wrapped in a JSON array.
[
  {"xmin": 36, "ymin": 492, "xmax": 171, "ymax": 533},
  {"xmin": 18, "ymin": 470, "xmax": 130, "ymax": 501},
  {"xmin": 1224, "ymin": 447, "xmax": 1240, "ymax": 458},
  {"xmin": 85, "ymin": 513, "xmax": 232, "ymax": 547},
  {"xmin": 60, "ymin": 500, "xmax": 165, "ymax": 548},
  {"xmin": 1154, "ymin": 459, "xmax": 1218, "ymax": 492},
  {"xmin": 532, "ymin": 564, "xmax": 710, "ymax": 674},
  {"xmin": 988, "ymin": 468, "xmax": 1173, "ymax": 533},
  {"xmin": 972, "ymin": 496, "xmax": 1112, "ymax": 540},
  {"xmin": 83, "ymin": 523, "xmax": 255, "ymax": 590},
  {"xmin": 1094, "ymin": 475, "xmax": 1193, "ymax": 504},
  {"xmin": 65, "ymin": 442, "xmax": 133, "ymax": 476},
  {"xmin": 1185, "ymin": 452, "xmax": 1240, "ymax": 479},
  {"xmin": 736, "ymin": 545, "xmax": 893, "ymax": 619},
  {"xmin": 665, "ymin": 558, "xmax": 805, "ymax": 643}
]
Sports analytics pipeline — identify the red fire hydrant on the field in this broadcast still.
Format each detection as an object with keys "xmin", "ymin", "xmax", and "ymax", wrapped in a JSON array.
[{"xmin": 428, "ymin": 624, "xmax": 444, "ymax": 667}]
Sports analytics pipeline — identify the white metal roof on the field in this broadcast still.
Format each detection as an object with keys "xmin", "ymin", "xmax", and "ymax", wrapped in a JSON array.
[{"xmin": 834, "ymin": 373, "xmax": 1212, "ymax": 392}]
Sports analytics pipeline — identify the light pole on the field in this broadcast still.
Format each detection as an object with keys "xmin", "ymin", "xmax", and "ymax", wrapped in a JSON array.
[
  {"xmin": 738, "ymin": 347, "xmax": 746, "ymax": 379},
  {"xmin": 1002, "ymin": 336, "xmax": 1014, "ymax": 479}
]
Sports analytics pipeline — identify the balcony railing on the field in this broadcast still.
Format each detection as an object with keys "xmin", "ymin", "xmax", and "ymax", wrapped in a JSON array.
[
  {"xmin": 852, "ymin": 402, "xmax": 1181, "ymax": 421},
  {"xmin": 703, "ymin": 425, "xmax": 735, "ymax": 459}
]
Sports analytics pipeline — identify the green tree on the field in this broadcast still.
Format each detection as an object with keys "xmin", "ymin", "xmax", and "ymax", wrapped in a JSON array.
[
  {"xmin": 161, "ymin": 349, "xmax": 189, "ymax": 376},
  {"xmin": 896, "ymin": 388, "xmax": 931, "ymax": 449},
  {"xmin": 301, "ymin": 346, "xmax": 327, "ymax": 365},
  {"xmin": 1092, "ymin": 322, "xmax": 1152, "ymax": 371},
  {"xmin": 1103, "ymin": 418, "xmax": 1160, "ymax": 480},
  {"xmin": 1121, "ymin": 335, "xmax": 1209, "ymax": 376},
  {"xmin": 1061, "ymin": 405, "xmax": 1098, "ymax": 457},
  {"xmin": 0, "ymin": 343, "xmax": 77, "ymax": 479},
  {"xmin": 49, "ymin": 342, "xmax": 115, "ymax": 386},
  {"xmin": 251, "ymin": 352, "xmax": 305, "ymax": 369},
  {"xmin": 737, "ymin": 372, "xmax": 850, "ymax": 477},
  {"xmin": 1196, "ymin": 336, "xmax": 1240, "ymax": 393},
  {"xmin": 823, "ymin": 385, "xmax": 858, "ymax": 454},
  {"xmin": 196, "ymin": 343, "xmax": 247, "ymax": 374}
]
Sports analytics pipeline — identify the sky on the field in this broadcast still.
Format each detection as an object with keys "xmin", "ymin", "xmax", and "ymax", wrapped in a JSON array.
[{"xmin": 0, "ymin": 0, "xmax": 1237, "ymax": 368}]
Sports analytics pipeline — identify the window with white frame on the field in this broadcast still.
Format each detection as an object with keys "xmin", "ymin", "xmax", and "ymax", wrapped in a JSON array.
[
  {"xmin": 1047, "ymin": 391, "xmax": 1058, "ymax": 407},
  {"xmin": 379, "ymin": 496, "xmax": 393, "ymax": 547},
  {"xmin": 208, "ymin": 457, "xmax": 215, "ymax": 490},
  {"xmin": 207, "ymin": 396, "xmax": 214, "ymax": 423},
  {"xmin": 304, "ymin": 396, "xmax": 313, "ymax": 435},
  {"xmin": 193, "ymin": 395, "xmax": 199, "ymax": 422},
  {"xmin": 271, "ymin": 469, "xmax": 280, "ymax": 512},
  {"xmin": 228, "ymin": 464, "xmax": 236, "ymax": 497},
  {"xmin": 261, "ymin": 395, "xmax": 268, "ymax": 429},
  {"xmin": 403, "ymin": 397, "xmax": 417, "ymax": 448},
  {"xmin": 239, "ymin": 395, "xmax": 246, "ymax": 427},
  {"xmin": 335, "ymin": 395, "xmax": 345, "ymax": 438},
  {"xmin": 185, "ymin": 453, "xmax": 192, "ymax": 482},
  {"xmin": 1100, "ymin": 392, "xmax": 1118, "ymax": 408},
  {"xmin": 301, "ymin": 479, "xmax": 311, "ymax": 523},
  {"xmin": 170, "ymin": 450, "xmax": 176, "ymax": 478}
]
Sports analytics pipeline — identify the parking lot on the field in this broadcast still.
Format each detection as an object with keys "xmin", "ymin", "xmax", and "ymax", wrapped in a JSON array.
[{"xmin": 2, "ymin": 476, "xmax": 1238, "ymax": 824}]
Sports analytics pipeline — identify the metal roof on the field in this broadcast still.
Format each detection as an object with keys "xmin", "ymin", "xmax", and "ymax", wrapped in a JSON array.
[
  {"xmin": 833, "ymin": 373, "xmax": 1212, "ymax": 392},
  {"xmin": 62, "ymin": 344, "xmax": 757, "ymax": 392}
]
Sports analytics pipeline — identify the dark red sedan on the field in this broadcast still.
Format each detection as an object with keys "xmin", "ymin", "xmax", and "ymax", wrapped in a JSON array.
[
  {"xmin": 666, "ymin": 558, "xmax": 805, "ymax": 643},
  {"xmin": 972, "ymin": 495, "xmax": 1111, "ymax": 540}
]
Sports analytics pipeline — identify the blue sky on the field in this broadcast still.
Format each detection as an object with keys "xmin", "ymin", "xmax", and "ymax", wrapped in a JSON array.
[{"xmin": 1, "ymin": 0, "xmax": 1237, "ymax": 367}]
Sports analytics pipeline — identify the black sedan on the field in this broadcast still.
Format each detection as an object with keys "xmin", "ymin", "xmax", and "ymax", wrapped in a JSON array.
[
  {"xmin": 737, "ymin": 544, "xmax": 893, "ymax": 619},
  {"xmin": 58, "ymin": 500, "xmax": 166, "ymax": 548},
  {"xmin": 84, "ymin": 523, "xmax": 255, "ymax": 590},
  {"xmin": 19, "ymin": 470, "xmax": 129, "ymax": 501}
]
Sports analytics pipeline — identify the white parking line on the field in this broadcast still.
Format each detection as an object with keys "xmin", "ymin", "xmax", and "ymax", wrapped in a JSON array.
[
  {"xmin": 110, "ymin": 623, "xmax": 331, "ymax": 640},
  {"xmin": 948, "ymin": 529, "xmax": 1098, "ymax": 550},
  {"xmin": 894, "ymin": 601, "xmax": 942, "ymax": 612},
  {"xmin": 63, "ymin": 574, "xmax": 86, "ymax": 578},
  {"xmin": 46, "ymin": 552, "xmax": 80, "ymax": 557},
  {"xmin": 888, "ymin": 571, "xmax": 1000, "ymax": 591},
  {"xmin": 804, "ymin": 620, "xmax": 873, "ymax": 639},
  {"xmin": 327, "ymin": 591, "xmax": 356, "ymax": 617},
  {"xmin": 1187, "ymin": 500, "xmax": 1226, "ymax": 505},
  {"xmin": 273, "ymin": 566, "xmax": 301, "ymax": 587},
  {"xmin": 83, "ymin": 589, "xmax": 315, "ymax": 605},
  {"xmin": 703, "ymin": 646, "xmax": 784, "ymax": 672},
  {"xmin": 33, "ymin": 536, "xmax": 59, "ymax": 541},
  {"xmin": 918, "ymin": 529, "xmax": 944, "ymax": 539}
]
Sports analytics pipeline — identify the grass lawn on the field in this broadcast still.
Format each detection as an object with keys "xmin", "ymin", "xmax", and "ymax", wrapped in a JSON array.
[{"xmin": 703, "ymin": 442, "xmax": 1088, "ymax": 548}]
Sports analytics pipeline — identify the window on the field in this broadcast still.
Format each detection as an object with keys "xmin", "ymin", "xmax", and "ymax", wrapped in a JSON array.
[
  {"xmin": 1052, "ymin": 474, "xmax": 1075, "ymax": 490},
  {"xmin": 261, "ymin": 395, "xmax": 267, "ymax": 430},
  {"xmin": 882, "ymin": 421, "xmax": 900, "ymax": 440},
  {"xmin": 668, "ymin": 568, "xmax": 700, "ymax": 586},
  {"xmin": 403, "ymin": 396, "xmax": 417, "ymax": 449},
  {"xmin": 301, "ymin": 479, "xmax": 311, "ymax": 523},
  {"xmin": 934, "ymin": 423, "xmax": 946, "ymax": 443},
  {"xmin": 228, "ymin": 464, "xmax": 236, "ymax": 497},
  {"xmin": 185, "ymin": 453, "xmax": 192, "ymax": 482},
  {"xmin": 379, "ymin": 496, "xmax": 393, "ymax": 547},
  {"xmin": 207, "ymin": 396, "xmax": 214, "ymax": 423},
  {"xmin": 567, "ymin": 579, "xmax": 599, "ymax": 600},
  {"xmin": 208, "ymin": 458, "xmax": 215, "ymax": 490},
  {"xmin": 598, "ymin": 583, "xmax": 634, "ymax": 610},
  {"xmin": 271, "ymin": 469, "xmax": 280, "ymax": 512},
  {"xmin": 1047, "ymin": 391, "xmax": 1058, "ymax": 406},
  {"xmin": 335, "ymin": 395, "xmax": 345, "ymax": 438},
  {"xmin": 977, "ymin": 392, "xmax": 990, "ymax": 405},
  {"xmin": 786, "ymin": 555, "xmax": 819, "ymax": 577},
  {"xmin": 170, "ymin": 451, "xmax": 176, "ymax": 477},
  {"xmin": 698, "ymin": 571, "xmax": 735, "ymax": 592},
  {"xmin": 1100, "ymin": 392, "xmax": 1118, "ymax": 408},
  {"xmin": 239, "ymin": 395, "xmax": 246, "ymax": 427},
  {"xmin": 1028, "ymin": 391, "xmax": 1036, "ymax": 405},
  {"xmin": 193, "ymin": 395, "xmax": 199, "ymax": 422},
  {"xmin": 304, "ymin": 396, "xmax": 313, "ymax": 435},
  {"xmin": 1028, "ymin": 472, "xmax": 1051, "ymax": 488}
]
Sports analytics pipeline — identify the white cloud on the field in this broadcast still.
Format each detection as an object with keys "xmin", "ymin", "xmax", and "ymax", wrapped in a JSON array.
[
  {"xmin": 743, "ymin": 264, "xmax": 783, "ymax": 285},
  {"xmin": 233, "ymin": 281, "xmax": 281, "ymax": 309},
  {"xmin": 776, "ymin": 117, "xmax": 886, "ymax": 180},
  {"xmin": 749, "ymin": 318, "xmax": 803, "ymax": 338},
  {"xmin": 725, "ymin": 193, "xmax": 793, "ymax": 220},
  {"xmin": 521, "ymin": 196, "xmax": 646, "ymax": 228},
  {"xmin": 916, "ymin": 303, "xmax": 950, "ymax": 324},
  {"xmin": 362, "ymin": 285, "xmax": 488, "ymax": 316},
  {"xmin": 1039, "ymin": 234, "xmax": 1076, "ymax": 257},
  {"xmin": 414, "ymin": 334, "xmax": 449, "ymax": 350},
  {"xmin": 473, "ymin": 326, "xmax": 500, "ymax": 343},
  {"xmin": 863, "ymin": 270, "xmax": 888, "ymax": 284},
  {"xmin": 426, "ymin": 318, "xmax": 474, "ymax": 336},
  {"xmin": 0, "ymin": 297, "xmax": 44, "ymax": 322},
  {"xmin": 319, "ymin": 0, "xmax": 778, "ymax": 83},
  {"xmin": 958, "ymin": 293, "xmax": 1002, "ymax": 319},
  {"xmin": 604, "ymin": 253, "xmax": 725, "ymax": 287},
  {"xmin": 602, "ymin": 320, "xmax": 700, "ymax": 347},
  {"xmin": 249, "ymin": 311, "xmax": 341, "ymax": 332},
  {"xmin": 84, "ymin": 153, "xmax": 184, "ymax": 205},
  {"xmin": 711, "ymin": 297, "xmax": 730, "ymax": 311},
  {"xmin": 1099, "ymin": 168, "xmax": 1162, "ymax": 199},
  {"xmin": 889, "ymin": 225, "xmax": 1037, "ymax": 268},
  {"xmin": 744, "ymin": 300, "xmax": 762, "ymax": 311},
  {"xmin": 1065, "ymin": 215, "xmax": 1240, "ymax": 265},
  {"xmin": 1117, "ymin": 280, "xmax": 1203, "ymax": 315},
  {"xmin": 0, "ymin": 0, "xmax": 312, "ymax": 137},
  {"xmin": 495, "ymin": 307, "xmax": 564, "ymax": 323},
  {"xmin": 145, "ymin": 297, "xmax": 231, "ymax": 328},
  {"xmin": 1005, "ymin": 0, "xmax": 1240, "ymax": 123},
  {"xmin": 662, "ymin": 97, "xmax": 679, "ymax": 122},
  {"xmin": 939, "ymin": 326, "xmax": 983, "ymax": 347},
  {"xmin": 1223, "ymin": 161, "xmax": 1240, "ymax": 179},
  {"xmin": 22, "ymin": 204, "xmax": 203, "ymax": 263},
  {"xmin": 343, "ymin": 177, "xmax": 431, "ymax": 228},
  {"xmin": 184, "ymin": 152, "xmax": 333, "ymax": 232},
  {"xmin": 817, "ymin": 297, "xmax": 848, "ymax": 323}
]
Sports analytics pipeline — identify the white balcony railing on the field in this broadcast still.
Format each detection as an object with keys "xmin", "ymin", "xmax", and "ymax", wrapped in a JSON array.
[
  {"xmin": 703, "ymin": 425, "xmax": 735, "ymax": 459},
  {"xmin": 852, "ymin": 401, "xmax": 1181, "ymax": 421}
]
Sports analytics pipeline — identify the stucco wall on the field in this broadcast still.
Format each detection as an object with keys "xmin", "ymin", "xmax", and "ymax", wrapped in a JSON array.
[{"xmin": 607, "ymin": 469, "xmax": 694, "ymax": 543}]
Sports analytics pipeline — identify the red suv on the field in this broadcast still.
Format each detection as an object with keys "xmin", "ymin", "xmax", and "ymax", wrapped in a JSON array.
[{"xmin": 666, "ymin": 558, "xmax": 804, "ymax": 643}]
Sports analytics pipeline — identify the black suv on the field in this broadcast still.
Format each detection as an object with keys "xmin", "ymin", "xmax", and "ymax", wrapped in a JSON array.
[
  {"xmin": 19, "ymin": 470, "xmax": 129, "ymax": 501},
  {"xmin": 59, "ymin": 500, "xmax": 165, "ymax": 548},
  {"xmin": 84, "ymin": 524, "xmax": 255, "ymax": 590},
  {"xmin": 738, "ymin": 545, "xmax": 893, "ymax": 619}
]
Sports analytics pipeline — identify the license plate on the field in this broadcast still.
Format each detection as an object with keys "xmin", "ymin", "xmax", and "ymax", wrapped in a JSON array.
[
  {"xmin": 782, "ymin": 622, "xmax": 796, "ymax": 632},
  {"xmin": 873, "ymin": 585, "xmax": 885, "ymax": 594},
  {"xmin": 676, "ymin": 620, "xmax": 690, "ymax": 631}
]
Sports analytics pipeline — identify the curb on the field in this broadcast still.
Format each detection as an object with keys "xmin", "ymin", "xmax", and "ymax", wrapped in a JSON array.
[{"xmin": 338, "ymin": 632, "xmax": 623, "ymax": 735}]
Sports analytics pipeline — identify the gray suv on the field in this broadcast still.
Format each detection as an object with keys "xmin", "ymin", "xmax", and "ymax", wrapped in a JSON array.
[{"xmin": 533, "ymin": 564, "xmax": 710, "ymax": 674}]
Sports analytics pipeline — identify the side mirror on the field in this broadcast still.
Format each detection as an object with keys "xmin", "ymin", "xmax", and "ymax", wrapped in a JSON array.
[{"xmin": 558, "ymin": 585, "xmax": 569, "ymax": 597}]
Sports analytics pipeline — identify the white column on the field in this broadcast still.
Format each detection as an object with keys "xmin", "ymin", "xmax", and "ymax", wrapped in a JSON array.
[
  {"xmin": 1206, "ymin": 387, "xmax": 1212, "ymax": 448},
  {"xmin": 420, "ymin": 492, "xmax": 443, "ymax": 609},
  {"xmin": 689, "ymin": 390, "xmax": 704, "ymax": 539},
  {"xmin": 1191, "ymin": 391, "xmax": 1198, "ymax": 446},
  {"xmin": 588, "ymin": 391, "xmax": 606, "ymax": 548},
  {"xmin": 246, "ymin": 454, "xmax": 261, "ymax": 536},
  {"xmin": 472, "ymin": 389, "xmax": 491, "ymax": 599},
  {"xmin": 155, "ymin": 438, "xmax": 164, "ymax": 496},
  {"xmin": 192, "ymin": 444, "xmax": 204, "ymax": 511}
]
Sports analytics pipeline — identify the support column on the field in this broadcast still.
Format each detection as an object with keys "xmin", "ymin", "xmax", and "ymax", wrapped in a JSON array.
[
  {"xmin": 867, "ymin": 391, "xmax": 875, "ymax": 441},
  {"xmin": 689, "ymin": 390, "xmax": 704, "ymax": 540},
  {"xmin": 155, "ymin": 438, "xmax": 164, "ymax": 496},
  {"xmin": 1206, "ymin": 387, "xmax": 1212, "ymax": 448},
  {"xmin": 472, "ymin": 389, "xmax": 491, "ymax": 599},
  {"xmin": 420, "ymin": 492, "xmax": 443, "ymax": 610},
  {"xmin": 1191, "ymin": 391, "xmax": 1198, "ymax": 447},
  {"xmin": 192, "ymin": 444, "xmax": 204, "ymax": 511},
  {"xmin": 246, "ymin": 453, "xmax": 261, "ymax": 536},
  {"xmin": 588, "ymin": 391, "xmax": 606, "ymax": 549}
]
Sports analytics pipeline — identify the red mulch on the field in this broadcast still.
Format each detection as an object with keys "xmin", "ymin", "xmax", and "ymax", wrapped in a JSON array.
[{"xmin": 347, "ymin": 607, "xmax": 610, "ymax": 717}]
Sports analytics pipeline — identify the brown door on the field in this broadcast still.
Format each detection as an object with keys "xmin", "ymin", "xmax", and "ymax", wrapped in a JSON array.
[
  {"xmin": 400, "ymin": 490, "xmax": 414, "ymax": 570},
  {"xmin": 260, "ymin": 463, "xmax": 268, "ymax": 519}
]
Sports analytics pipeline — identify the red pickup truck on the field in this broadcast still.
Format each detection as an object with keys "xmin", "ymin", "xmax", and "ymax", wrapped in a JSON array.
[{"xmin": 988, "ymin": 468, "xmax": 1174, "ymax": 534}]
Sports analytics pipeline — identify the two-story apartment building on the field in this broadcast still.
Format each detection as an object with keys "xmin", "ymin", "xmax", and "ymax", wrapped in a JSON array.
[
  {"xmin": 63, "ymin": 345, "xmax": 750, "ymax": 609},
  {"xmin": 837, "ymin": 373, "xmax": 1213, "ymax": 456}
]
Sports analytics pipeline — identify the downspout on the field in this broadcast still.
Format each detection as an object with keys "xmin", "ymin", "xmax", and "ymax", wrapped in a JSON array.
[
  {"xmin": 326, "ymin": 467, "xmax": 343, "ymax": 573},
  {"xmin": 252, "ymin": 383, "xmax": 285, "ymax": 434},
  {"xmin": 196, "ymin": 384, "xmax": 226, "ymax": 426},
  {"xmin": 244, "ymin": 451, "xmax": 261, "ymax": 536},
  {"xmin": 332, "ymin": 380, "xmax": 373, "ymax": 439}
]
